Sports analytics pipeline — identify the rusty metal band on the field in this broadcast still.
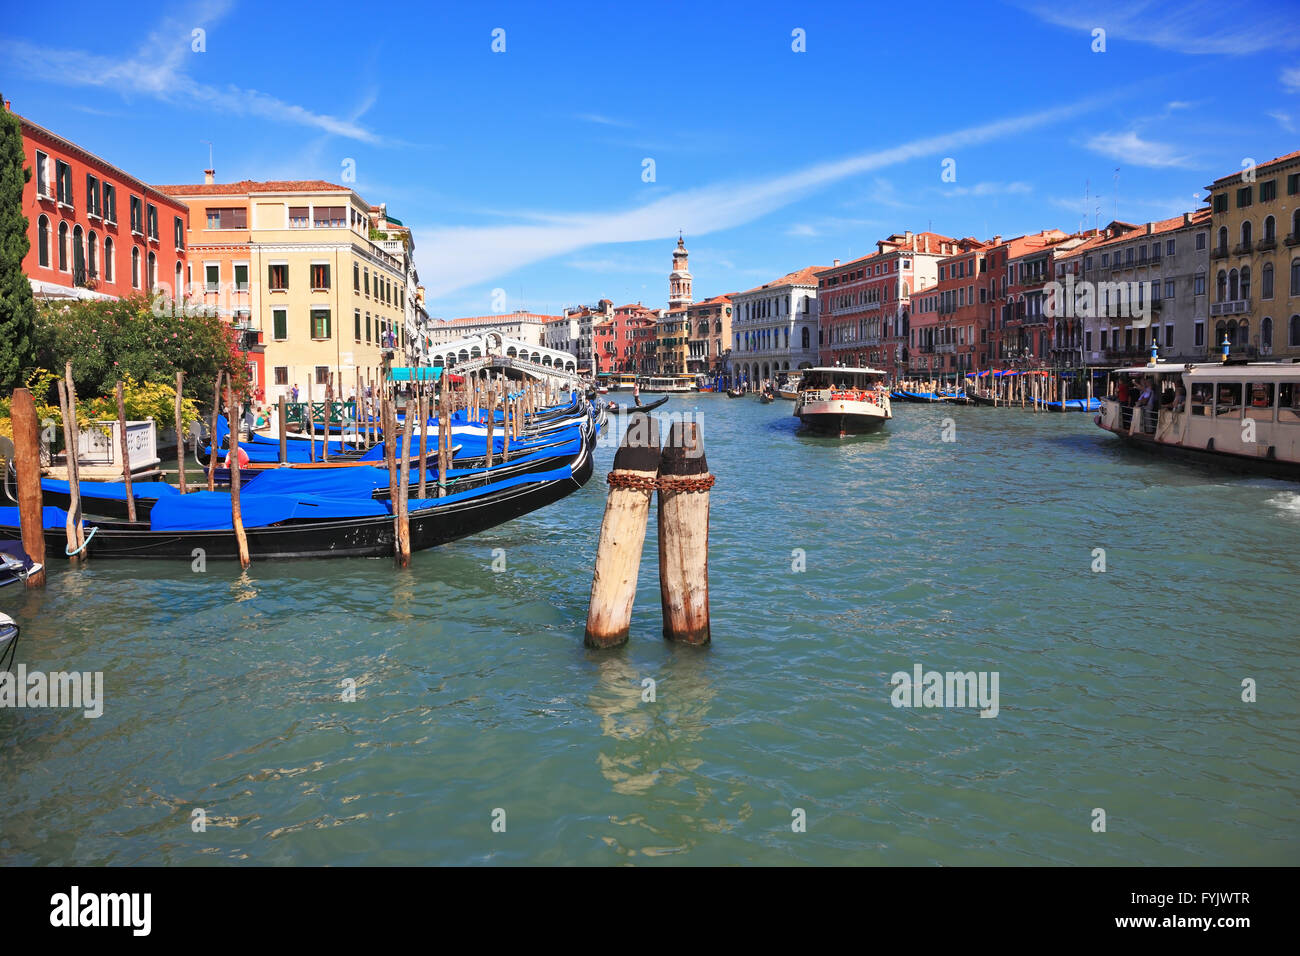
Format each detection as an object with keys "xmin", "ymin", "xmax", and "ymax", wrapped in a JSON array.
[{"xmin": 605, "ymin": 472, "xmax": 716, "ymax": 492}]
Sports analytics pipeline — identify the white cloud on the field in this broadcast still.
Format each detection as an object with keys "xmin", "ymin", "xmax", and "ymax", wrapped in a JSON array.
[
  {"xmin": 0, "ymin": 1, "xmax": 383, "ymax": 144},
  {"xmin": 413, "ymin": 99, "xmax": 1098, "ymax": 298},
  {"xmin": 1085, "ymin": 130, "xmax": 1195, "ymax": 168},
  {"xmin": 941, "ymin": 181, "xmax": 1033, "ymax": 197},
  {"xmin": 574, "ymin": 113, "xmax": 633, "ymax": 128},
  {"xmin": 1015, "ymin": 1, "xmax": 1300, "ymax": 55},
  {"xmin": 1283, "ymin": 66, "xmax": 1300, "ymax": 92},
  {"xmin": 1269, "ymin": 111, "xmax": 1297, "ymax": 132}
]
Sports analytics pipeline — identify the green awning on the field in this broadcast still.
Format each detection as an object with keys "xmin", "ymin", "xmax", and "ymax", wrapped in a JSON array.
[{"xmin": 387, "ymin": 367, "xmax": 443, "ymax": 382}]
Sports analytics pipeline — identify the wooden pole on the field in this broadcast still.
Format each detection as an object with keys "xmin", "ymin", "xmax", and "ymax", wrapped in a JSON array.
[
  {"xmin": 397, "ymin": 400, "xmax": 413, "ymax": 567},
  {"xmin": 114, "ymin": 381, "xmax": 137, "ymax": 522},
  {"xmin": 417, "ymin": 394, "xmax": 428, "ymax": 499},
  {"xmin": 383, "ymin": 399, "xmax": 400, "ymax": 556},
  {"xmin": 207, "ymin": 369, "xmax": 223, "ymax": 491},
  {"xmin": 658, "ymin": 421, "xmax": 712, "ymax": 645},
  {"xmin": 174, "ymin": 371, "xmax": 188, "ymax": 494},
  {"xmin": 278, "ymin": 396, "xmax": 288, "ymax": 465},
  {"xmin": 484, "ymin": 386, "xmax": 495, "ymax": 470},
  {"xmin": 437, "ymin": 383, "xmax": 449, "ymax": 497},
  {"xmin": 226, "ymin": 386, "xmax": 250, "ymax": 569},
  {"xmin": 10, "ymin": 388, "xmax": 46, "ymax": 587},
  {"xmin": 584, "ymin": 413, "xmax": 661, "ymax": 648},
  {"xmin": 502, "ymin": 389, "xmax": 511, "ymax": 463},
  {"xmin": 56, "ymin": 377, "xmax": 85, "ymax": 561},
  {"xmin": 321, "ymin": 381, "xmax": 331, "ymax": 463},
  {"xmin": 304, "ymin": 375, "xmax": 315, "ymax": 463}
]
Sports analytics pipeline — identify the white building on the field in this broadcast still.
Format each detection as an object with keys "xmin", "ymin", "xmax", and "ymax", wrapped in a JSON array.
[
  {"xmin": 728, "ymin": 266, "xmax": 824, "ymax": 383},
  {"xmin": 427, "ymin": 328, "xmax": 580, "ymax": 379},
  {"xmin": 427, "ymin": 312, "xmax": 556, "ymax": 349}
]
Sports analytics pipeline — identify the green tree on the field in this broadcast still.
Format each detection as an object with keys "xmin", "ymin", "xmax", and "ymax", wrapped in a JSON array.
[{"xmin": 0, "ymin": 93, "xmax": 38, "ymax": 390}]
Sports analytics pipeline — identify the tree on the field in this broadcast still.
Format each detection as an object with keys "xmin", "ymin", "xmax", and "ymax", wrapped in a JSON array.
[{"xmin": 0, "ymin": 93, "xmax": 38, "ymax": 390}]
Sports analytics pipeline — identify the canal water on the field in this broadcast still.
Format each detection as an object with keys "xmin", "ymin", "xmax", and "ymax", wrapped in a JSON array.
[{"xmin": 2, "ymin": 396, "xmax": 1297, "ymax": 865}]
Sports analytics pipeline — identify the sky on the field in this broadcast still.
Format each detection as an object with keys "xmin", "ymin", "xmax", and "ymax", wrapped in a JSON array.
[{"xmin": 3, "ymin": 0, "xmax": 1299, "ymax": 320}]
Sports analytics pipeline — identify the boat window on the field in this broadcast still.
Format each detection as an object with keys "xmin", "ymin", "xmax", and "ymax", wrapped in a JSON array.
[
  {"xmin": 1214, "ymin": 382, "xmax": 1243, "ymax": 417},
  {"xmin": 1278, "ymin": 383, "xmax": 1300, "ymax": 424},
  {"xmin": 1190, "ymin": 382, "xmax": 1212, "ymax": 416},
  {"xmin": 1247, "ymin": 382, "xmax": 1275, "ymax": 421}
]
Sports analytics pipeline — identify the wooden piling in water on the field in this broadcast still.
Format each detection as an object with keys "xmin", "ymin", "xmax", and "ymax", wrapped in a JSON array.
[
  {"xmin": 57, "ymin": 367, "xmax": 85, "ymax": 561},
  {"xmin": 484, "ymin": 387, "xmax": 496, "ymax": 469},
  {"xmin": 278, "ymin": 396, "xmax": 288, "ymax": 465},
  {"xmin": 207, "ymin": 370, "xmax": 223, "ymax": 492},
  {"xmin": 226, "ymin": 386, "xmax": 250, "ymax": 568},
  {"xmin": 10, "ymin": 388, "xmax": 46, "ymax": 587},
  {"xmin": 306, "ymin": 376, "xmax": 317, "ymax": 463},
  {"xmin": 175, "ymin": 371, "xmax": 189, "ymax": 494},
  {"xmin": 584, "ymin": 413, "xmax": 661, "ymax": 649},
  {"xmin": 417, "ymin": 394, "xmax": 428, "ymax": 500},
  {"xmin": 114, "ymin": 381, "xmax": 137, "ymax": 522},
  {"xmin": 396, "ymin": 399, "xmax": 413, "ymax": 567},
  {"xmin": 658, "ymin": 421, "xmax": 713, "ymax": 645}
]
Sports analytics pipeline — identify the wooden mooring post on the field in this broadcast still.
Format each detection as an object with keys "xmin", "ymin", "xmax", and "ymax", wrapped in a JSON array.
[
  {"xmin": 175, "ymin": 371, "xmax": 189, "ymax": 494},
  {"xmin": 584, "ymin": 413, "xmax": 661, "ymax": 649},
  {"xmin": 57, "ymin": 368, "xmax": 85, "ymax": 562},
  {"xmin": 278, "ymin": 395, "xmax": 288, "ymax": 465},
  {"xmin": 417, "ymin": 393, "xmax": 429, "ymax": 500},
  {"xmin": 114, "ymin": 380, "xmax": 137, "ymax": 522},
  {"xmin": 207, "ymin": 370, "xmax": 223, "ymax": 492},
  {"xmin": 305, "ymin": 376, "xmax": 317, "ymax": 463},
  {"xmin": 226, "ymin": 387, "xmax": 250, "ymax": 569},
  {"xmin": 10, "ymin": 388, "xmax": 46, "ymax": 587},
  {"xmin": 396, "ymin": 398, "xmax": 413, "ymax": 566},
  {"xmin": 658, "ymin": 421, "xmax": 714, "ymax": 645}
]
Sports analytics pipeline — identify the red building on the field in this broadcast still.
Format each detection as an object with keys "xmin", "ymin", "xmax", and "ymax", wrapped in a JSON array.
[
  {"xmin": 928, "ymin": 237, "xmax": 999, "ymax": 380},
  {"xmin": 594, "ymin": 303, "xmax": 659, "ymax": 374},
  {"xmin": 995, "ymin": 229, "xmax": 1073, "ymax": 366},
  {"xmin": 11, "ymin": 103, "xmax": 189, "ymax": 303}
]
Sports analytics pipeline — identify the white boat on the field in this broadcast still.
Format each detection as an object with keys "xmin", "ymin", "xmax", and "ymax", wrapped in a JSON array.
[
  {"xmin": 1096, "ymin": 360, "xmax": 1300, "ymax": 478},
  {"xmin": 778, "ymin": 377, "xmax": 801, "ymax": 401},
  {"xmin": 794, "ymin": 366, "xmax": 892, "ymax": 435},
  {"xmin": 640, "ymin": 375, "xmax": 696, "ymax": 394}
]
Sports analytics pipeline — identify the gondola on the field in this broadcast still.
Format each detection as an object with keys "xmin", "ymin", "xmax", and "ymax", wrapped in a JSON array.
[
  {"xmin": 605, "ymin": 396, "xmax": 669, "ymax": 414},
  {"xmin": 758, "ymin": 392, "xmax": 775, "ymax": 404},
  {"xmin": 0, "ymin": 431, "xmax": 595, "ymax": 561},
  {"xmin": 726, "ymin": 388, "xmax": 745, "ymax": 398}
]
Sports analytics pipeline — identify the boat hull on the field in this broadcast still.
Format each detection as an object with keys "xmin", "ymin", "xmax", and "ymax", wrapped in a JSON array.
[{"xmin": 1095, "ymin": 417, "xmax": 1300, "ymax": 480}]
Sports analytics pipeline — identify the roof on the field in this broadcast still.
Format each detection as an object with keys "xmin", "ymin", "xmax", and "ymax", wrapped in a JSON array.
[
  {"xmin": 1208, "ymin": 150, "xmax": 1300, "ymax": 188},
  {"xmin": 737, "ymin": 265, "xmax": 827, "ymax": 295},
  {"xmin": 157, "ymin": 179, "xmax": 353, "ymax": 197},
  {"xmin": 436, "ymin": 313, "xmax": 564, "ymax": 326},
  {"xmin": 1076, "ymin": 209, "xmax": 1211, "ymax": 252}
]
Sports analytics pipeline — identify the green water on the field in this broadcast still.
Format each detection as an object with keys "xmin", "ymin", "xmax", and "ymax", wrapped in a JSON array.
[{"xmin": 2, "ymin": 396, "xmax": 1297, "ymax": 865}]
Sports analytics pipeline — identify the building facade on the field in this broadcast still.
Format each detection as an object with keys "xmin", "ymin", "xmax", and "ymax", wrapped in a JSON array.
[
  {"xmin": 17, "ymin": 106, "xmax": 189, "ymax": 305},
  {"xmin": 729, "ymin": 266, "xmax": 823, "ymax": 383},
  {"xmin": 428, "ymin": 312, "xmax": 554, "ymax": 349},
  {"xmin": 1206, "ymin": 151, "xmax": 1300, "ymax": 360},
  {"xmin": 685, "ymin": 294, "xmax": 732, "ymax": 375}
]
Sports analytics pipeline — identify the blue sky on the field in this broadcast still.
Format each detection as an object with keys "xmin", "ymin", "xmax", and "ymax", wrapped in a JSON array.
[{"xmin": 3, "ymin": 0, "xmax": 1298, "ymax": 319}]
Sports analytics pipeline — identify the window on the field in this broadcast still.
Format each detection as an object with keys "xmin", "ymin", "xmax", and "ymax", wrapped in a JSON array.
[
  {"xmin": 1215, "ymin": 382, "xmax": 1243, "ymax": 417},
  {"xmin": 268, "ymin": 263, "xmax": 288, "ymax": 291},
  {"xmin": 131, "ymin": 246, "xmax": 140, "ymax": 288},
  {"xmin": 173, "ymin": 260, "xmax": 180, "ymax": 294},
  {"xmin": 1264, "ymin": 215, "xmax": 1276, "ymax": 243},
  {"xmin": 1213, "ymin": 193, "xmax": 1228, "ymax": 213},
  {"xmin": 1165, "ymin": 279, "xmax": 1175, "ymax": 299},
  {"xmin": 146, "ymin": 203, "xmax": 158, "ymax": 240},
  {"xmin": 288, "ymin": 206, "xmax": 309, "ymax": 228},
  {"xmin": 37, "ymin": 215, "xmax": 49, "ymax": 267},
  {"xmin": 129, "ymin": 196, "xmax": 143, "ymax": 233},
  {"xmin": 1194, "ymin": 273, "xmax": 1206, "ymax": 296},
  {"xmin": 1289, "ymin": 173, "xmax": 1300, "ymax": 196},
  {"xmin": 147, "ymin": 251, "xmax": 156, "ymax": 289},
  {"xmin": 104, "ymin": 237, "xmax": 113, "ymax": 282},
  {"xmin": 1237, "ymin": 186, "xmax": 1252, "ymax": 208},
  {"xmin": 313, "ymin": 206, "xmax": 345, "ymax": 228},
  {"xmin": 1293, "ymin": 258, "xmax": 1300, "ymax": 297},
  {"xmin": 274, "ymin": 367, "xmax": 289, "ymax": 386},
  {"xmin": 1166, "ymin": 238, "xmax": 1175, "ymax": 257},
  {"xmin": 353, "ymin": 262, "xmax": 360, "ymax": 292},
  {"xmin": 1101, "ymin": 253, "xmax": 1110, "ymax": 267},
  {"xmin": 1281, "ymin": 381, "xmax": 1300, "ymax": 423},
  {"xmin": 364, "ymin": 269, "xmax": 370, "ymax": 296},
  {"xmin": 35, "ymin": 150, "xmax": 49, "ymax": 196},
  {"xmin": 315, "ymin": 366, "xmax": 329, "ymax": 386},
  {"xmin": 85, "ymin": 174, "xmax": 100, "ymax": 217},
  {"xmin": 174, "ymin": 216, "xmax": 185, "ymax": 248},
  {"xmin": 1194, "ymin": 321, "xmax": 1205, "ymax": 347},
  {"xmin": 354, "ymin": 309, "xmax": 362, "ymax": 342},
  {"xmin": 1292, "ymin": 316, "xmax": 1300, "ymax": 348},
  {"xmin": 231, "ymin": 263, "xmax": 247, "ymax": 292},
  {"xmin": 57, "ymin": 221, "xmax": 68, "ymax": 271},
  {"xmin": 1196, "ymin": 231, "xmax": 1206, "ymax": 250},
  {"xmin": 205, "ymin": 206, "xmax": 247, "ymax": 229},
  {"xmin": 310, "ymin": 308, "xmax": 331, "ymax": 340},
  {"xmin": 1262, "ymin": 316, "xmax": 1274, "ymax": 349},
  {"xmin": 1263, "ymin": 263, "xmax": 1274, "ymax": 299},
  {"xmin": 272, "ymin": 308, "xmax": 287, "ymax": 340},
  {"xmin": 311, "ymin": 263, "xmax": 330, "ymax": 290},
  {"xmin": 55, "ymin": 160, "xmax": 73, "ymax": 205},
  {"xmin": 1261, "ymin": 179, "xmax": 1277, "ymax": 202},
  {"xmin": 205, "ymin": 264, "xmax": 220, "ymax": 292}
]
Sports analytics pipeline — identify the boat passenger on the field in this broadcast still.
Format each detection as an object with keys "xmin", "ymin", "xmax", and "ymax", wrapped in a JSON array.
[
  {"xmin": 223, "ymin": 445, "xmax": 250, "ymax": 468},
  {"xmin": 1171, "ymin": 383, "xmax": 1187, "ymax": 413}
]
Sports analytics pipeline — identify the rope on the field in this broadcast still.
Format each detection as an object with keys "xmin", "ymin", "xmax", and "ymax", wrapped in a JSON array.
[
  {"xmin": 606, "ymin": 472, "xmax": 716, "ymax": 492},
  {"xmin": 65, "ymin": 524, "xmax": 97, "ymax": 556}
]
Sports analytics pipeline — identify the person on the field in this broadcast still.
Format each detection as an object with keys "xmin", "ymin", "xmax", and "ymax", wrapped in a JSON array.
[
  {"xmin": 1171, "ymin": 383, "xmax": 1186, "ymax": 413},
  {"xmin": 291, "ymin": 384, "xmax": 299, "ymax": 404},
  {"xmin": 1134, "ymin": 377, "xmax": 1157, "ymax": 432},
  {"xmin": 1116, "ymin": 377, "xmax": 1130, "ymax": 405},
  {"xmin": 223, "ymin": 444, "xmax": 250, "ymax": 469}
]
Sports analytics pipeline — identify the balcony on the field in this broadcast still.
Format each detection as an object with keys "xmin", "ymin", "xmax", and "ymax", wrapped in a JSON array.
[
  {"xmin": 1232, "ymin": 241, "xmax": 1253, "ymax": 256},
  {"xmin": 1257, "ymin": 237, "xmax": 1277, "ymax": 252},
  {"xmin": 1285, "ymin": 233, "xmax": 1300, "ymax": 248},
  {"xmin": 1210, "ymin": 298, "xmax": 1250, "ymax": 317},
  {"xmin": 1211, "ymin": 246, "xmax": 1230, "ymax": 260},
  {"xmin": 935, "ymin": 343, "xmax": 957, "ymax": 354}
]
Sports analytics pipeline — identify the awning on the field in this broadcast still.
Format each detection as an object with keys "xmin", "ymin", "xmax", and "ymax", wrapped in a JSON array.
[{"xmin": 387, "ymin": 367, "xmax": 443, "ymax": 382}]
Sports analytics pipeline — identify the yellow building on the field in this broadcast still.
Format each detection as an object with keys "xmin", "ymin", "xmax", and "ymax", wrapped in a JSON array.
[
  {"xmin": 657, "ymin": 306, "xmax": 689, "ymax": 374},
  {"xmin": 159, "ymin": 176, "xmax": 410, "ymax": 401},
  {"xmin": 1205, "ymin": 151, "xmax": 1300, "ymax": 359}
]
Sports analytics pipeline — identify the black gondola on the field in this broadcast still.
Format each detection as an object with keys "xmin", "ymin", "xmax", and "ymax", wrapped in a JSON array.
[{"xmin": 606, "ymin": 396, "xmax": 669, "ymax": 414}]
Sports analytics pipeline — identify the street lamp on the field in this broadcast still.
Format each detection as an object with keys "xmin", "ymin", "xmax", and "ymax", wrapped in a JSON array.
[{"xmin": 1221, "ymin": 333, "xmax": 1231, "ymax": 363}]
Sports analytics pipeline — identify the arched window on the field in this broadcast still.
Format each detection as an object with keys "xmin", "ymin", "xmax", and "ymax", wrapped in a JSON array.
[
  {"xmin": 147, "ymin": 251, "xmax": 157, "ymax": 289},
  {"xmin": 1264, "ymin": 215, "xmax": 1276, "ymax": 242},
  {"xmin": 1228, "ymin": 268, "xmax": 1239, "ymax": 301},
  {"xmin": 1293, "ymin": 258, "xmax": 1300, "ymax": 297},
  {"xmin": 1216, "ymin": 320, "xmax": 1226, "ymax": 345},
  {"xmin": 1241, "ymin": 220, "xmax": 1252, "ymax": 249},
  {"xmin": 1262, "ymin": 317, "xmax": 1273, "ymax": 349},
  {"xmin": 174, "ymin": 261, "xmax": 182, "ymax": 297},
  {"xmin": 1291, "ymin": 316, "xmax": 1300, "ymax": 348},
  {"xmin": 1263, "ymin": 262, "xmax": 1274, "ymax": 299},
  {"xmin": 1239, "ymin": 320, "xmax": 1249, "ymax": 347},
  {"xmin": 1216, "ymin": 270, "xmax": 1227, "ymax": 301},
  {"xmin": 104, "ymin": 237, "xmax": 114, "ymax": 282},
  {"xmin": 131, "ymin": 246, "xmax": 140, "ymax": 288},
  {"xmin": 1293, "ymin": 210, "xmax": 1300, "ymax": 239},
  {"xmin": 37, "ymin": 215, "xmax": 49, "ymax": 267},
  {"xmin": 1217, "ymin": 226, "xmax": 1228, "ymax": 252},
  {"xmin": 801, "ymin": 327, "xmax": 810, "ymax": 349},
  {"xmin": 58, "ymin": 221, "xmax": 68, "ymax": 271},
  {"xmin": 88, "ymin": 230, "xmax": 97, "ymax": 279},
  {"xmin": 1241, "ymin": 266, "xmax": 1251, "ymax": 300},
  {"xmin": 72, "ymin": 224, "xmax": 85, "ymax": 285}
]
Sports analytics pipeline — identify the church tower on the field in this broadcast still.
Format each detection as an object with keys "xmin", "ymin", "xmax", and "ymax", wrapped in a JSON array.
[{"xmin": 669, "ymin": 233, "xmax": 693, "ymax": 309}]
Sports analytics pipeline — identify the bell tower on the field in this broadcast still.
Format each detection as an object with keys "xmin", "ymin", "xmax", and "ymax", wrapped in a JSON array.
[{"xmin": 669, "ymin": 233, "xmax": 693, "ymax": 309}]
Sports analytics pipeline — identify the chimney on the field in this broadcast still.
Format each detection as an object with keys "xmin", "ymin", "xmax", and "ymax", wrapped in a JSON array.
[
  {"xmin": 924, "ymin": 235, "xmax": 930, "ymax": 253},
  {"xmin": 833, "ymin": 259, "xmax": 840, "ymax": 267},
  {"xmin": 1145, "ymin": 222, "xmax": 1154, "ymax": 235},
  {"xmin": 204, "ymin": 169, "xmax": 215, "ymax": 185},
  {"xmin": 2, "ymin": 100, "xmax": 10, "ymax": 112},
  {"xmin": 1184, "ymin": 212, "xmax": 1192, "ymax": 226},
  {"xmin": 992, "ymin": 235, "xmax": 1002, "ymax": 244}
]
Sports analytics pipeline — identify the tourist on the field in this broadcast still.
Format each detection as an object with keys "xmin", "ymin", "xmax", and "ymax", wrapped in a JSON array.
[
  {"xmin": 1171, "ymin": 383, "xmax": 1187, "ymax": 413},
  {"xmin": 1116, "ymin": 377, "xmax": 1130, "ymax": 405},
  {"xmin": 291, "ymin": 384, "xmax": 300, "ymax": 404}
]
